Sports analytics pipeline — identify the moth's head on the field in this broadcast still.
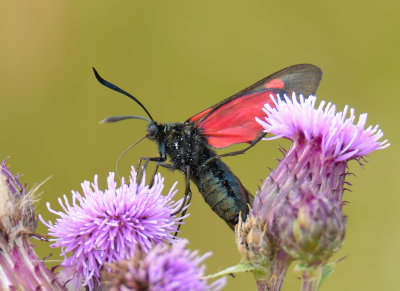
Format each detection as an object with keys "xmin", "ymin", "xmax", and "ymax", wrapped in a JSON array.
[{"xmin": 146, "ymin": 122, "xmax": 159, "ymax": 140}]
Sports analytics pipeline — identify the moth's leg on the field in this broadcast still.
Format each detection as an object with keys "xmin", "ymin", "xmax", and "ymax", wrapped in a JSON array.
[
  {"xmin": 205, "ymin": 133, "xmax": 266, "ymax": 165},
  {"xmin": 171, "ymin": 165, "xmax": 191, "ymax": 216},
  {"xmin": 136, "ymin": 156, "xmax": 168, "ymax": 184},
  {"xmin": 173, "ymin": 165, "xmax": 192, "ymax": 237},
  {"xmin": 149, "ymin": 161, "xmax": 175, "ymax": 187},
  {"xmin": 137, "ymin": 156, "xmax": 164, "ymax": 171},
  {"xmin": 149, "ymin": 163, "xmax": 159, "ymax": 188}
]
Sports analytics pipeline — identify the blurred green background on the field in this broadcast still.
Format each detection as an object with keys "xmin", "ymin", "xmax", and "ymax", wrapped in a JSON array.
[{"xmin": 1, "ymin": 1, "xmax": 398, "ymax": 290}]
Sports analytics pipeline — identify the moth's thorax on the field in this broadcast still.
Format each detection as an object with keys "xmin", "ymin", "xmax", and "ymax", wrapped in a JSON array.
[{"xmin": 148, "ymin": 121, "xmax": 216, "ymax": 172}]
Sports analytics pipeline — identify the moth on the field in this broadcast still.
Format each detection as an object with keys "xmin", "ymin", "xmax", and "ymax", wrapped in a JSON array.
[{"xmin": 93, "ymin": 64, "xmax": 322, "ymax": 229}]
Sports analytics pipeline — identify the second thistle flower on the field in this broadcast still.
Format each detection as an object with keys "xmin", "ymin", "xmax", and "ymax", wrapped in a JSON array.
[{"xmin": 40, "ymin": 167, "xmax": 185, "ymax": 290}]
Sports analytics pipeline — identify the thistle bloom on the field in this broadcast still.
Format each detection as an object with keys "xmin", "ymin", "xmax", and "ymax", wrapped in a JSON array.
[
  {"xmin": 0, "ymin": 159, "xmax": 64, "ymax": 290},
  {"xmin": 253, "ymin": 94, "xmax": 389, "ymax": 222},
  {"xmin": 257, "ymin": 94, "xmax": 389, "ymax": 162},
  {"xmin": 236, "ymin": 94, "xmax": 389, "ymax": 291},
  {"xmin": 40, "ymin": 167, "xmax": 184, "ymax": 290},
  {"xmin": 102, "ymin": 240, "xmax": 226, "ymax": 291}
]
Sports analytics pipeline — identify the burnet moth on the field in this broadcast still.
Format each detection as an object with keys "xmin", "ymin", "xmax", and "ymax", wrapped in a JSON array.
[{"xmin": 93, "ymin": 64, "xmax": 322, "ymax": 229}]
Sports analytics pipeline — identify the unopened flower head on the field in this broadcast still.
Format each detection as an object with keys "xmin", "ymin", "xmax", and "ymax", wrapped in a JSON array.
[
  {"xmin": 278, "ymin": 192, "xmax": 346, "ymax": 266},
  {"xmin": 235, "ymin": 215, "xmax": 274, "ymax": 269},
  {"xmin": 40, "ymin": 167, "xmax": 184, "ymax": 290},
  {"xmin": 102, "ymin": 240, "xmax": 226, "ymax": 291}
]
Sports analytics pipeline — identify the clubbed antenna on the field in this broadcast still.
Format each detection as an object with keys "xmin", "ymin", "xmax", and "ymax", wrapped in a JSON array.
[
  {"xmin": 100, "ymin": 115, "xmax": 152, "ymax": 124},
  {"xmin": 92, "ymin": 67, "xmax": 154, "ymax": 121}
]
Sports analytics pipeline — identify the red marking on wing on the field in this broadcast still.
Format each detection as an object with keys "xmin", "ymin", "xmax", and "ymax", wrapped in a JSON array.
[
  {"xmin": 196, "ymin": 90, "xmax": 277, "ymax": 148},
  {"xmin": 264, "ymin": 78, "xmax": 284, "ymax": 89},
  {"xmin": 188, "ymin": 64, "xmax": 322, "ymax": 148},
  {"xmin": 189, "ymin": 107, "xmax": 213, "ymax": 123}
]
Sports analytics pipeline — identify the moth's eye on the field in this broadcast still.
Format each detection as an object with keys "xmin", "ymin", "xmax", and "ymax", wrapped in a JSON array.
[{"xmin": 147, "ymin": 123, "xmax": 157, "ymax": 137}]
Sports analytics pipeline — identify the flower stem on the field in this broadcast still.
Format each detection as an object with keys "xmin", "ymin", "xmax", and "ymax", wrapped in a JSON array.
[
  {"xmin": 301, "ymin": 265, "xmax": 323, "ymax": 291},
  {"xmin": 255, "ymin": 250, "xmax": 291, "ymax": 291},
  {"xmin": 256, "ymin": 280, "xmax": 268, "ymax": 291}
]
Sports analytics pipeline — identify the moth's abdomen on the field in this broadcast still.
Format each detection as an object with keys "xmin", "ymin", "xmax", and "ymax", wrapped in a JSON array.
[{"xmin": 191, "ymin": 158, "xmax": 251, "ymax": 229}]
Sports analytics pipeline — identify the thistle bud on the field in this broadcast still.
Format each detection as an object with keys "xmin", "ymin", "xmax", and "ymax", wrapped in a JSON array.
[
  {"xmin": 235, "ymin": 215, "xmax": 274, "ymax": 269},
  {"xmin": 278, "ymin": 193, "xmax": 346, "ymax": 266}
]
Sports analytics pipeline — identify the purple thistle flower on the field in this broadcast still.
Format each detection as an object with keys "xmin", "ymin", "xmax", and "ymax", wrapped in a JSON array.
[
  {"xmin": 40, "ymin": 167, "xmax": 185, "ymax": 290},
  {"xmin": 256, "ymin": 94, "xmax": 389, "ymax": 161},
  {"xmin": 235, "ymin": 94, "xmax": 389, "ymax": 290},
  {"xmin": 102, "ymin": 240, "xmax": 226, "ymax": 291},
  {"xmin": 253, "ymin": 94, "xmax": 389, "ymax": 217}
]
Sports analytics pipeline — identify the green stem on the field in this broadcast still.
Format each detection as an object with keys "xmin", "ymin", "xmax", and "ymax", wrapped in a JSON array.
[
  {"xmin": 301, "ymin": 265, "xmax": 323, "ymax": 291},
  {"xmin": 255, "ymin": 250, "xmax": 291, "ymax": 291}
]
